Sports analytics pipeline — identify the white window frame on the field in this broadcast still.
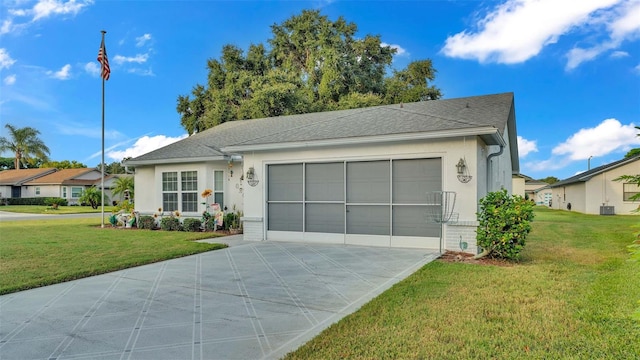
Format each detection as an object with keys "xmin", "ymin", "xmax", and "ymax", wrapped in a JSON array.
[
  {"xmin": 62, "ymin": 186, "xmax": 67, "ymax": 198},
  {"xmin": 214, "ymin": 170, "xmax": 224, "ymax": 210},
  {"xmin": 35, "ymin": 187, "xmax": 40, "ymax": 195},
  {"xmin": 181, "ymin": 171, "xmax": 198, "ymax": 212},
  {"xmin": 623, "ymin": 183, "xmax": 639, "ymax": 201},
  {"xmin": 162, "ymin": 172, "xmax": 178, "ymax": 212},
  {"xmin": 71, "ymin": 187, "xmax": 83, "ymax": 198}
]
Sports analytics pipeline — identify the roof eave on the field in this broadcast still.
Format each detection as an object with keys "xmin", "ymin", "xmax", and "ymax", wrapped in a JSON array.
[
  {"xmin": 223, "ymin": 127, "xmax": 504, "ymax": 153},
  {"xmin": 124, "ymin": 155, "xmax": 229, "ymax": 166}
]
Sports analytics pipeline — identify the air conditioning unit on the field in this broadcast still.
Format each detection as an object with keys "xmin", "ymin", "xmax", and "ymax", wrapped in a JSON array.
[{"xmin": 600, "ymin": 206, "xmax": 615, "ymax": 215}]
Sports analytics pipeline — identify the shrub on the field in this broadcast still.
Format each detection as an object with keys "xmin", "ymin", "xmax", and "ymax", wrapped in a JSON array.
[
  {"xmin": 138, "ymin": 215, "xmax": 156, "ymax": 230},
  {"xmin": 113, "ymin": 199, "xmax": 134, "ymax": 213},
  {"xmin": 224, "ymin": 212, "xmax": 239, "ymax": 230},
  {"xmin": 476, "ymin": 189, "xmax": 535, "ymax": 260},
  {"xmin": 160, "ymin": 216, "xmax": 181, "ymax": 231},
  {"xmin": 44, "ymin": 197, "xmax": 68, "ymax": 207},
  {"xmin": 182, "ymin": 218, "xmax": 202, "ymax": 232},
  {"xmin": 8, "ymin": 197, "xmax": 68, "ymax": 206},
  {"xmin": 204, "ymin": 217, "xmax": 217, "ymax": 231}
]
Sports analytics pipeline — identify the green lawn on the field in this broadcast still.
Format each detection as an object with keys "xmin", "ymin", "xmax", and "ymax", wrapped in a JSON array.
[
  {"xmin": 0, "ymin": 218, "xmax": 226, "ymax": 294},
  {"xmin": 285, "ymin": 208, "xmax": 640, "ymax": 359},
  {"xmin": 0, "ymin": 205, "xmax": 114, "ymax": 214}
]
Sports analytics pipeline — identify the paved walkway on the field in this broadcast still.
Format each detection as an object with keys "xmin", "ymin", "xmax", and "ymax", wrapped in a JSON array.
[{"xmin": 0, "ymin": 240, "xmax": 438, "ymax": 360}]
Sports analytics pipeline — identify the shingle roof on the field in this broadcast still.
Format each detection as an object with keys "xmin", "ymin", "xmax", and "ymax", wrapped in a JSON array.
[
  {"xmin": 24, "ymin": 168, "xmax": 101, "ymax": 185},
  {"xmin": 128, "ymin": 92, "xmax": 514, "ymax": 164},
  {"xmin": 0, "ymin": 168, "xmax": 57, "ymax": 185},
  {"xmin": 550, "ymin": 155, "xmax": 640, "ymax": 188}
]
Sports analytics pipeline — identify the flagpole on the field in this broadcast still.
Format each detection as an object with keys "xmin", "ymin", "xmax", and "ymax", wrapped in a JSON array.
[{"xmin": 100, "ymin": 30, "xmax": 106, "ymax": 228}]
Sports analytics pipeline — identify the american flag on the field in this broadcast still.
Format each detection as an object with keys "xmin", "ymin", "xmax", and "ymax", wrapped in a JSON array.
[{"xmin": 97, "ymin": 38, "xmax": 110, "ymax": 81}]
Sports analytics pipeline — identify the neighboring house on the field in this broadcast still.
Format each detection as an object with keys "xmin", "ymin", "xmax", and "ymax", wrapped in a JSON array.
[
  {"xmin": 0, "ymin": 168, "xmax": 57, "ymax": 199},
  {"xmin": 525, "ymin": 179, "xmax": 552, "ymax": 205},
  {"xmin": 550, "ymin": 155, "xmax": 640, "ymax": 215},
  {"xmin": 126, "ymin": 92, "xmax": 520, "ymax": 253},
  {"xmin": 96, "ymin": 174, "xmax": 134, "ymax": 204},
  {"xmin": 512, "ymin": 173, "xmax": 530, "ymax": 197},
  {"xmin": 532, "ymin": 184, "xmax": 553, "ymax": 206},
  {"xmin": 22, "ymin": 168, "xmax": 103, "ymax": 205}
]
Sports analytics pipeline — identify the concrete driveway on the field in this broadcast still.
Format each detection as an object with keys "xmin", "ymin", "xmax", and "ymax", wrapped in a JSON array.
[{"xmin": 0, "ymin": 239, "xmax": 438, "ymax": 360}]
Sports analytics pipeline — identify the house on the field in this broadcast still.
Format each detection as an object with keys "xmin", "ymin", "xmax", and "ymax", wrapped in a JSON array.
[
  {"xmin": 22, "ymin": 168, "xmax": 103, "ymax": 205},
  {"xmin": 0, "ymin": 168, "xmax": 57, "ymax": 200},
  {"xmin": 96, "ymin": 174, "xmax": 134, "ymax": 205},
  {"xmin": 522, "ymin": 176, "xmax": 552, "ymax": 205},
  {"xmin": 549, "ymin": 155, "xmax": 639, "ymax": 214},
  {"xmin": 530, "ymin": 183, "xmax": 552, "ymax": 206},
  {"xmin": 126, "ymin": 92, "xmax": 520, "ymax": 253}
]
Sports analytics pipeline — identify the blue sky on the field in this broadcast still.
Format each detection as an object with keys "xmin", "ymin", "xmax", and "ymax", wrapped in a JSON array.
[{"xmin": 0, "ymin": 0, "xmax": 638, "ymax": 180}]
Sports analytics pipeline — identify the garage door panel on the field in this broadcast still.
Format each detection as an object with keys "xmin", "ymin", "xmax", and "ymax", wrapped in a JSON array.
[
  {"xmin": 268, "ymin": 203, "xmax": 303, "ymax": 231},
  {"xmin": 393, "ymin": 158, "xmax": 442, "ymax": 204},
  {"xmin": 392, "ymin": 206, "xmax": 441, "ymax": 237},
  {"xmin": 347, "ymin": 161, "xmax": 390, "ymax": 203},
  {"xmin": 305, "ymin": 203, "xmax": 344, "ymax": 233},
  {"xmin": 346, "ymin": 205, "xmax": 390, "ymax": 235},
  {"xmin": 306, "ymin": 163, "xmax": 344, "ymax": 201},
  {"xmin": 268, "ymin": 164, "xmax": 303, "ymax": 201}
]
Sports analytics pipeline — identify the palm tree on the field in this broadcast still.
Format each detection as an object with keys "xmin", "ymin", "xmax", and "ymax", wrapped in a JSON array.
[
  {"xmin": 79, "ymin": 186, "xmax": 108, "ymax": 209},
  {"xmin": 112, "ymin": 176, "xmax": 134, "ymax": 201},
  {"xmin": 0, "ymin": 124, "xmax": 50, "ymax": 169}
]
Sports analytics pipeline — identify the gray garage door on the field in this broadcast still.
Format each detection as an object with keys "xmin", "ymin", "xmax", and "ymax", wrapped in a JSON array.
[{"xmin": 267, "ymin": 158, "xmax": 442, "ymax": 247}]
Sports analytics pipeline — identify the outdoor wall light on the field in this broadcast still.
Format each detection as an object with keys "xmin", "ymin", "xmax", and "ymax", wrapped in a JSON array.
[
  {"xmin": 246, "ymin": 167, "xmax": 259, "ymax": 187},
  {"xmin": 456, "ymin": 158, "xmax": 472, "ymax": 183},
  {"xmin": 456, "ymin": 158, "xmax": 466, "ymax": 174}
]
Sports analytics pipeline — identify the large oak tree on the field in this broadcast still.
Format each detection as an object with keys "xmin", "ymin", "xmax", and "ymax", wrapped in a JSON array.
[{"xmin": 178, "ymin": 10, "xmax": 441, "ymax": 135}]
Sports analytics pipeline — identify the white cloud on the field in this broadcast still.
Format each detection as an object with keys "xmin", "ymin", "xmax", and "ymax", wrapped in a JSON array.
[
  {"xmin": 0, "ymin": 48, "xmax": 17, "ymax": 69},
  {"xmin": 113, "ymin": 53, "xmax": 149, "ymax": 64},
  {"xmin": 135, "ymin": 33, "xmax": 152, "ymax": 47},
  {"xmin": 84, "ymin": 61, "xmax": 100, "ymax": 77},
  {"xmin": 32, "ymin": 0, "xmax": 93, "ymax": 21},
  {"xmin": 127, "ymin": 67, "xmax": 155, "ymax": 77},
  {"xmin": 441, "ymin": 0, "xmax": 638, "ymax": 70},
  {"xmin": 381, "ymin": 42, "xmax": 409, "ymax": 57},
  {"xmin": 635, "ymin": 63, "xmax": 640, "ymax": 73},
  {"xmin": 610, "ymin": 50, "xmax": 630, "ymax": 58},
  {"xmin": 517, "ymin": 136, "xmax": 538, "ymax": 157},
  {"xmin": 107, "ymin": 134, "xmax": 188, "ymax": 161},
  {"xmin": 2, "ymin": 0, "xmax": 93, "ymax": 34},
  {"xmin": 47, "ymin": 64, "xmax": 71, "ymax": 80},
  {"xmin": 4, "ymin": 74, "xmax": 17, "ymax": 85},
  {"xmin": 552, "ymin": 118, "xmax": 640, "ymax": 160}
]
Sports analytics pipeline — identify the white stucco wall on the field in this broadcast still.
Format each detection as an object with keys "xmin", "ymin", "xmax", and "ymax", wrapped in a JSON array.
[
  {"xmin": 239, "ymin": 136, "xmax": 497, "ymax": 252},
  {"xmin": 134, "ymin": 161, "xmax": 244, "ymax": 218},
  {"xmin": 512, "ymin": 176, "xmax": 525, "ymax": 197}
]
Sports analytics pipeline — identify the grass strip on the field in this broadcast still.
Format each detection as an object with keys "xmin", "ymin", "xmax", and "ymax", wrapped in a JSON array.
[
  {"xmin": 285, "ymin": 208, "xmax": 640, "ymax": 359},
  {"xmin": 0, "ymin": 218, "xmax": 226, "ymax": 294}
]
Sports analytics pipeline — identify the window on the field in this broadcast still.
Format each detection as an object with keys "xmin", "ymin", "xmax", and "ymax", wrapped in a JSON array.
[
  {"xmin": 181, "ymin": 171, "xmax": 198, "ymax": 212},
  {"xmin": 162, "ymin": 172, "xmax": 178, "ymax": 211},
  {"xmin": 71, "ymin": 187, "xmax": 83, "ymax": 198},
  {"xmin": 623, "ymin": 183, "xmax": 639, "ymax": 201},
  {"xmin": 35, "ymin": 187, "xmax": 40, "ymax": 195},
  {"xmin": 62, "ymin": 187, "xmax": 67, "ymax": 198},
  {"xmin": 214, "ymin": 170, "xmax": 224, "ymax": 210},
  {"xmin": 162, "ymin": 171, "xmax": 199, "ymax": 212}
]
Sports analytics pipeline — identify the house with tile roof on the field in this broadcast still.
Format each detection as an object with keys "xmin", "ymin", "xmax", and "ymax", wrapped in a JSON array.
[
  {"xmin": 126, "ymin": 92, "xmax": 520, "ymax": 253},
  {"xmin": 22, "ymin": 168, "xmax": 103, "ymax": 205},
  {"xmin": 0, "ymin": 168, "xmax": 58, "ymax": 200},
  {"xmin": 550, "ymin": 155, "xmax": 639, "ymax": 215}
]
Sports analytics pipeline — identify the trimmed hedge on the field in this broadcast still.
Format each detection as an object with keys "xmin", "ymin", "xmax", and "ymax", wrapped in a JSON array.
[
  {"xmin": 7, "ymin": 197, "xmax": 68, "ymax": 206},
  {"xmin": 138, "ymin": 215, "xmax": 156, "ymax": 230},
  {"xmin": 182, "ymin": 218, "xmax": 202, "ymax": 232},
  {"xmin": 160, "ymin": 217, "xmax": 181, "ymax": 231}
]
